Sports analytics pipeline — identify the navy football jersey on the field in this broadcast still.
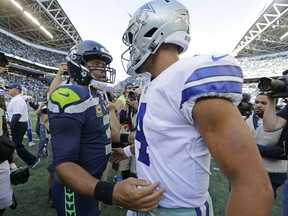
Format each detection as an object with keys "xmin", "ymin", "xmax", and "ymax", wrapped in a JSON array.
[{"xmin": 48, "ymin": 84, "xmax": 111, "ymax": 179}]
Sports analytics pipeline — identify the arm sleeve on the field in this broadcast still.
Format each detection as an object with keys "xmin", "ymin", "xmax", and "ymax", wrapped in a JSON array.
[
  {"xmin": 28, "ymin": 102, "xmax": 39, "ymax": 110},
  {"xmin": 257, "ymin": 144, "xmax": 285, "ymax": 159},
  {"xmin": 181, "ymin": 55, "xmax": 243, "ymax": 124},
  {"xmin": 9, "ymin": 114, "xmax": 21, "ymax": 128},
  {"xmin": 50, "ymin": 117, "xmax": 82, "ymax": 168}
]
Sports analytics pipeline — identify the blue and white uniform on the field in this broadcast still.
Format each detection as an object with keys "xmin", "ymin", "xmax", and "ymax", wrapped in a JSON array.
[
  {"xmin": 134, "ymin": 54, "xmax": 242, "ymax": 212},
  {"xmin": 48, "ymin": 84, "xmax": 111, "ymax": 216}
]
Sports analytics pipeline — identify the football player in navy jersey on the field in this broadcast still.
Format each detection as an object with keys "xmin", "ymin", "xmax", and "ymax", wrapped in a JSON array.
[
  {"xmin": 120, "ymin": 0, "xmax": 273, "ymax": 215},
  {"xmin": 48, "ymin": 40, "xmax": 164, "ymax": 216}
]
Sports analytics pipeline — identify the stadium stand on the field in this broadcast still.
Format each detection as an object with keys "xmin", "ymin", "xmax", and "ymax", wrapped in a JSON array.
[{"xmin": 0, "ymin": 32, "xmax": 66, "ymax": 68}]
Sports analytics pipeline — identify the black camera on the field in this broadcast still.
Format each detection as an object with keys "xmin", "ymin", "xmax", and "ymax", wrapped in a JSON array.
[
  {"xmin": 238, "ymin": 93, "xmax": 253, "ymax": 118},
  {"xmin": 10, "ymin": 167, "xmax": 30, "ymax": 185},
  {"xmin": 258, "ymin": 75, "xmax": 288, "ymax": 98},
  {"xmin": 128, "ymin": 92, "xmax": 138, "ymax": 101}
]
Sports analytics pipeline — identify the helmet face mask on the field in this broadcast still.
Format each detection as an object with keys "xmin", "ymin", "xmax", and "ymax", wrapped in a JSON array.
[
  {"xmin": 66, "ymin": 40, "xmax": 116, "ymax": 87},
  {"xmin": 121, "ymin": 0, "xmax": 191, "ymax": 75}
]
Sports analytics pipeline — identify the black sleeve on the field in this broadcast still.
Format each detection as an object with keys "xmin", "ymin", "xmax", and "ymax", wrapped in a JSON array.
[
  {"xmin": 277, "ymin": 105, "xmax": 288, "ymax": 121},
  {"xmin": 257, "ymin": 144, "xmax": 285, "ymax": 159},
  {"xmin": 9, "ymin": 114, "xmax": 21, "ymax": 128},
  {"xmin": 28, "ymin": 101, "xmax": 39, "ymax": 110}
]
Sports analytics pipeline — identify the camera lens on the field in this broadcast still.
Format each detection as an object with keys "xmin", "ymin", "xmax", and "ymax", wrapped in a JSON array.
[
  {"xmin": 128, "ymin": 92, "xmax": 136, "ymax": 100},
  {"xmin": 258, "ymin": 77, "xmax": 286, "ymax": 92}
]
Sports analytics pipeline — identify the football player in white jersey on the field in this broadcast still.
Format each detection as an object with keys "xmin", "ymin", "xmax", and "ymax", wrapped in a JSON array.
[{"xmin": 120, "ymin": 0, "xmax": 273, "ymax": 215}]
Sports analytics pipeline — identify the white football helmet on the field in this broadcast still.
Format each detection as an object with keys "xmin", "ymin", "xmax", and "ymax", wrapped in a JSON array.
[{"xmin": 122, "ymin": 0, "xmax": 191, "ymax": 75}]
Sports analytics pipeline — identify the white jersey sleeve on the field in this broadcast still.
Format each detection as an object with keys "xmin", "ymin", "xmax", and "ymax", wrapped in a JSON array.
[{"xmin": 180, "ymin": 53, "xmax": 243, "ymax": 124}]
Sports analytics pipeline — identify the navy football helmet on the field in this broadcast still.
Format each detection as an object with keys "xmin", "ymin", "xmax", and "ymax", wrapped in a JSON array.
[{"xmin": 66, "ymin": 40, "xmax": 116, "ymax": 87}]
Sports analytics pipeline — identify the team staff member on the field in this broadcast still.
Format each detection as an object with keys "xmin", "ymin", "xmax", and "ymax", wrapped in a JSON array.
[
  {"xmin": 121, "ymin": 0, "xmax": 273, "ymax": 215},
  {"xmin": 48, "ymin": 40, "xmax": 164, "ymax": 216},
  {"xmin": 6, "ymin": 83, "xmax": 40, "ymax": 170}
]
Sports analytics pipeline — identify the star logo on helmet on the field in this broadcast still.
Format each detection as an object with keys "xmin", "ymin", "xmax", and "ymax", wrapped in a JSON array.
[{"xmin": 137, "ymin": 3, "xmax": 155, "ymax": 15}]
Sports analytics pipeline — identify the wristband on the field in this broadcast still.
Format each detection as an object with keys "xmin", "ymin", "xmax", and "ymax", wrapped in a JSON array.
[
  {"xmin": 120, "ymin": 133, "xmax": 129, "ymax": 143},
  {"xmin": 123, "ymin": 146, "xmax": 133, "ymax": 157},
  {"xmin": 94, "ymin": 181, "xmax": 115, "ymax": 205}
]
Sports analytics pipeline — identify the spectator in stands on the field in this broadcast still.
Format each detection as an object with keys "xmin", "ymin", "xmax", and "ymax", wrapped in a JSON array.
[
  {"xmin": 6, "ymin": 83, "xmax": 40, "ymax": 170},
  {"xmin": 246, "ymin": 93, "xmax": 287, "ymax": 198},
  {"xmin": 48, "ymin": 40, "xmax": 164, "ymax": 216},
  {"xmin": 0, "ymin": 66, "xmax": 8, "ymax": 74},
  {"xmin": 119, "ymin": 0, "xmax": 273, "ymax": 215},
  {"xmin": 0, "ymin": 32, "xmax": 66, "ymax": 68}
]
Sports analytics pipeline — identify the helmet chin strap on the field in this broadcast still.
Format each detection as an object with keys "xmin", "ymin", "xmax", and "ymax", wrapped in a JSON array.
[
  {"xmin": 87, "ymin": 84, "xmax": 93, "ymax": 98},
  {"xmin": 89, "ymin": 78, "xmax": 108, "ymax": 91},
  {"xmin": 88, "ymin": 69, "xmax": 107, "ymax": 89}
]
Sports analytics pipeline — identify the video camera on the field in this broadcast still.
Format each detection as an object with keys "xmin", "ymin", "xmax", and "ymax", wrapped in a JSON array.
[{"xmin": 258, "ymin": 74, "xmax": 288, "ymax": 98}]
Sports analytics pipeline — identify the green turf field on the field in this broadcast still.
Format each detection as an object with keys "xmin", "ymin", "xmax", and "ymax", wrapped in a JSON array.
[{"xmin": 4, "ymin": 112, "xmax": 283, "ymax": 216}]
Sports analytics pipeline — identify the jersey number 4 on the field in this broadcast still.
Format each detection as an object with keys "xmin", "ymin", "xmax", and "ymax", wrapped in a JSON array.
[{"xmin": 135, "ymin": 103, "xmax": 150, "ymax": 166}]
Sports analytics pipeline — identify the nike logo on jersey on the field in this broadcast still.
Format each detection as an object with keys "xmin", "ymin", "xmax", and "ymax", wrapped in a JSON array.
[
  {"xmin": 51, "ymin": 88, "xmax": 80, "ymax": 108},
  {"xmin": 58, "ymin": 92, "xmax": 70, "ymax": 97},
  {"xmin": 211, "ymin": 54, "xmax": 228, "ymax": 61}
]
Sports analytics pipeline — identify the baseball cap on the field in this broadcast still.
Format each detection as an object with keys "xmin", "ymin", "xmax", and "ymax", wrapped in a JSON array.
[
  {"xmin": 124, "ymin": 82, "xmax": 139, "ymax": 90},
  {"xmin": 5, "ymin": 83, "xmax": 22, "ymax": 92}
]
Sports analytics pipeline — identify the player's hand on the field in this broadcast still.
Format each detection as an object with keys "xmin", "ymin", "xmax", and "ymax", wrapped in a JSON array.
[
  {"xmin": 112, "ymin": 178, "xmax": 165, "ymax": 212},
  {"xmin": 109, "ymin": 150, "xmax": 127, "ymax": 163}
]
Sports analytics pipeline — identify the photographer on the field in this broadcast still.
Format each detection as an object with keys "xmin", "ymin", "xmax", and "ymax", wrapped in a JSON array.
[
  {"xmin": 259, "ymin": 71, "xmax": 288, "ymax": 215},
  {"xmin": 238, "ymin": 93, "xmax": 253, "ymax": 120},
  {"xmin": 116, "ymin": 84, "xmax": 141, "ymax": 180},
  {"xmin": 246, "ymin": 93, "xmax": 287, "ymax": 199},
  {"xmin": 262, "ymin": 96, "xmax": 288, "ymax": 215}
]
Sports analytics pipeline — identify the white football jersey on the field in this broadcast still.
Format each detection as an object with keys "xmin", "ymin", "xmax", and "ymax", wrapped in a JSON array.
[{"xmin": 134, "ymin": 53, "xmax": 243, "ymax": 208}]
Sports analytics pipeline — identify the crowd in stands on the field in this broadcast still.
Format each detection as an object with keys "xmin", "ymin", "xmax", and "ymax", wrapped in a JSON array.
[
  {"xmin": 0, "ymin": 73, "xmax": 48, "ymax": 102},
  {"xmin": 0, "ymin": 32, "xmax": 66, "ymax": 68},
  {"xmin": 2, "ymin": 27, "xmax": 288, "ymax": 86},
  {"xmin": 238, "ymin": 54, "xmax": 288, "ymax": 78}
]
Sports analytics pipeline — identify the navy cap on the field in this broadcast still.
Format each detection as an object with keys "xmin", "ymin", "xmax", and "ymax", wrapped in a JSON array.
[
  {"xmin": 124, "ymin": 82, "xmax": 139, "ymax": 90},
  {"xmin": 5, "ymin": 83, "xmax": 22, "ymax": 92}
]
